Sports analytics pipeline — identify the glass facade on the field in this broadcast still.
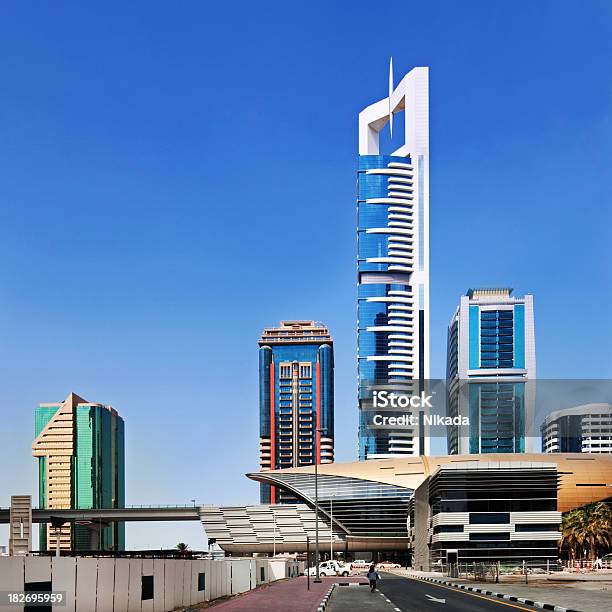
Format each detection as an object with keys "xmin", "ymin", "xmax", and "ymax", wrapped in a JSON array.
[
  {"xmin": 262, "ymin": 472, "xmax": 413, "ymax": 537},
  {"xmin": 34, "ymin": 398, "xmax": 125, "ymax": 551},
  {"xmin": 447, "ymin": 290, "xmax": 535, "ymax": 455},
  {"xmin": 73, "ymin": 405, "xmax": 125, "ymax": 550},
  {"xmin": 357, "ymin": 155, "xmax": 426, "ymax": 460},
  {"xmin": 480, "ymin": 310, "xmax": 514, "ymax": 369},
  {"xmin": 259, "ymin": 322, "xmax": 334, "ymax": 504}
]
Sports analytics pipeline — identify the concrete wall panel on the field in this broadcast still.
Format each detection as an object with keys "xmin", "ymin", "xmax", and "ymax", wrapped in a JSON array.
[
  {"xmin": 183, "ymin": 561, "xmax": 197, "ymax": 605},
  {"xmin": 222, "ymin": 560, "xmax": 229, "ymax": 598},
  {"xmin": 190, "ymin": 559, "xmax": 206, "ymax": 605},
  {"xmin": 249, "ymin": 559, "xmax": 257, "ymax": 590},
  {"xmin": 127, "ymin": 559, "xmax": 142, "ymax": 612},
  {"xmin": 75, "ymin": 558, "xmax": 98, "ymax": 612},
  {"xmin": 0, "ymin": 556, "xmax": 276, "ymax": 612},
  {"xmin": 113, "ymin": 559, "xmax": 131, "ymax": 612},
  {"xmin": 202, "ymin": 559, "xmax": 211, "ymax": 602},
  {"xmin": 24, "ymin": 557, "xmax": 51, "ymax": 583},
  {"xmin": 0, "ymin": 557, "xmax": 24, "ymax": 612},
  {"xmin": 52, "ymin": 557, "xmax": 76, "ymax": 612},
  {"xmin": 267, "ymin": 560, "xmax": 286, "ymax": 581},
  {"xmin": 218, "ymin": 560, "xmax": 225, "ymax": 599},
  {"xmin": 230, "ymin": 560, "xmax": 251, "ymax": 594},
  {"xmin": 255, "ymin": 559, "xmax": 268, "ymax": 585},
  {"xmin": 152, "ymin": 559, "xmax": 165, "ymax": 612},
  {"xmin": 173, "ymin": 559, "xmax": 185, "ymax": 607},
  {"xmin": 162, "ymin": 560, "xmax": 175, "ymax": 611},
  {"xmin": 95, "ymin": 559, "xmax": 115, "ymax": 612},
  {"xmin": 206, "ymin": 561, "xmax": 217, "ymax": 601}
]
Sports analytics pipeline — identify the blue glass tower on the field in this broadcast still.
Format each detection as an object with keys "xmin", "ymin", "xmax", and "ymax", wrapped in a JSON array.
[
  {"xmin": 357, "ymin": 66, "xmax": 430, "ymax": 459},
  {"xmin": 259, "ymin": 321, "xmax": 334, "ymax": 504},
  {"xmin": 446, "ymin": 289, "xmax": 537, "ymax": 454}
]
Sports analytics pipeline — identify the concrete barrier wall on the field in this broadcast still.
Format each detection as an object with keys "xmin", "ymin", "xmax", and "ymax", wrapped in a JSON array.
[{"xmin": 0, "ymin": 557, "xmax": 297, "ymax": 612}]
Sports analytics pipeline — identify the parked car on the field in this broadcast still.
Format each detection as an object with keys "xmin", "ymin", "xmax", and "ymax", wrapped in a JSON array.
[
  {"xmin": 350, "ymin": 560, "xmax": 370, "ymax": 571},
  {"xmin": 377, "ymin": 561, "xmax": 401, "ymax": 569},
  {"xmin": 306, "ymin": 560, "xmax": 350, "ymax": 577}
]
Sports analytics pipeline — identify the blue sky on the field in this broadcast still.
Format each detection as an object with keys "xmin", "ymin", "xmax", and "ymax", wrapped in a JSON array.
[{"xmin": 0, "ymin": 1, "xmax": 611, "ymax": 549}]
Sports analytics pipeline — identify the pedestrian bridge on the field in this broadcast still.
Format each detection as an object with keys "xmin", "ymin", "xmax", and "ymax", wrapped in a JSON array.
[{"xmin": 0, "ymin": 505, "xmax": 201, "ymax": 523}]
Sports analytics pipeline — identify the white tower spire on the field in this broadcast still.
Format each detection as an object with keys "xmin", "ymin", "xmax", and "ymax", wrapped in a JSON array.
[{"xmin": 388, "ymin": 57, "xmax": 394, "ymax": 138}]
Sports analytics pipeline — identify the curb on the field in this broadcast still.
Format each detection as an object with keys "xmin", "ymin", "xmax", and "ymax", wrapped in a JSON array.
[
  {"xmin": 407, "ymin": 574, "xmax": 582, "ymax": 612},
  {"xmin": 316, "ymin": 584, "xmax": 336, "ymax": 611},
  {"xmin": 316, "ymin": 581, "xmax": 369, "ymax": 611}
]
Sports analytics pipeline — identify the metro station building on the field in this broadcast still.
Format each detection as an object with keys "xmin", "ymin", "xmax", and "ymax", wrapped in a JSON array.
[{"xmin": 200, "ymin": 453, "xmax": 612, "ymax": 563}]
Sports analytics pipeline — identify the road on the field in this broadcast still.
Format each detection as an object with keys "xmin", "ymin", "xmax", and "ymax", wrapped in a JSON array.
[{"xmin": 359, "ymin": 573, "xmax": 542, "ymax": 611}]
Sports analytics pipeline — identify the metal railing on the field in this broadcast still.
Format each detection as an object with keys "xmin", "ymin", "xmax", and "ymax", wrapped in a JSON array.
[{"xmin": 422, "ymin": 561, "xmax": 567, "ymax": 583}]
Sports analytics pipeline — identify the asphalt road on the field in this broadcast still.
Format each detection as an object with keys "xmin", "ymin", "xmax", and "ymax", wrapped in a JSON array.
[{"xmin": 373, "ymin": 573, "xmax": 542, "ymax": 611}]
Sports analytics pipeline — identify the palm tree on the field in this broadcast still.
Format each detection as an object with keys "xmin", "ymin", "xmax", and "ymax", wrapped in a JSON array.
[
  {"xmin": 175, "ymin": 542, "xmax": 189, "ymax": 552},
  {"xmin": 560, "ymin": 502, "xmax": 612, "ymax": 562}
]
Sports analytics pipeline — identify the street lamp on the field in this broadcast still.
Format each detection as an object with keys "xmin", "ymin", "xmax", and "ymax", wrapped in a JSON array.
[
  {"xmin": 313, "ymin": 427, "xmax": 325, "ymax": 583},
  {"xmin": 273, "ymin": 511, "xmax": 276, "ymax": 557},
  {"xmin": 330, "ymin": 493, "xmax": 334, "ymax": 561}
]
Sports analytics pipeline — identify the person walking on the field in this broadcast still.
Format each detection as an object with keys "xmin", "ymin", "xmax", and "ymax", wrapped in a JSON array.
[
  {"xmin": 594, "ymin": 556, "xmax": 603, "ymax": 570},
  {"xmin": 367, "ymin": 564, "xmax": 381, "ymax": 592}
]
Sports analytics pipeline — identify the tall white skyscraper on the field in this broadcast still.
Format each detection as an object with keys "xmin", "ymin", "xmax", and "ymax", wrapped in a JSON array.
[{"xmin": 357, "ymin": 65, "xmax": 430, "ymax": 459}]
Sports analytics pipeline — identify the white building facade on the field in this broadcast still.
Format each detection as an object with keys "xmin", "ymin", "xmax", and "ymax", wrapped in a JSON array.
[{"xmin": 542, "ymin": 403, "xmax": 612, "ymax": 454}]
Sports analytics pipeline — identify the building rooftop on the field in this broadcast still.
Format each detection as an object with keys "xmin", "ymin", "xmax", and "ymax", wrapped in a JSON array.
[
  {"xmin": 259, "ymin": 321, "xmax": 332, "ymax": 345},
  {"xmin": 466, "ymin": 288, "xmax": 513, "ymax": 298},
  {"xmin": 39, "ymin": 392, "xmax": 120, "ymax": 417}
]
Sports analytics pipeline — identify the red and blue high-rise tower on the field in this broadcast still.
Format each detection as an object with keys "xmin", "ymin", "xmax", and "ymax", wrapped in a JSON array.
[{"xmin": 258, "ymin": 321, "xmax": 334, "ymax": 504}]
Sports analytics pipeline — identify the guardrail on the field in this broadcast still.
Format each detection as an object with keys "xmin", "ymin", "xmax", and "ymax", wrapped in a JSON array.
[{"xmin": 419, "ymin": 559, "xmax": 612, "ymax": 582}]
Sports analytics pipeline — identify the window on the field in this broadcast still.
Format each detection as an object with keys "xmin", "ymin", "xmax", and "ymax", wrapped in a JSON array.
[
  {"xmin": 260, "ymin": 567, "xmax": 265, "ymax": 582},
  {"xmin": 479, "ymin": 310, "xmax": 514, "ymax": 368},
  {"xmin": 198, "ymin": 572, "xmax": 206, "ymax": 591},
  {"xmin": 433, "ymin": 525, "xmax": 464, "ymax": 534},
  {"xmin": 299, "ymin": 363, "xmax": 312, "ymax": 378},
  {"xmin": 142, "ymin": 575, "xmax": 154, "ymax": 600},
  {"xmin": 515, "ymin": 524, "xmax": 559, "ymax": 532},
  {"xmin": 469, "ymin": 512, "xmax": 509, "ymax": 524},
  {"xmin": 280, "ymin": 364, "xmax": 292, "ymax": 379},
  {"xmin": 469, "ymin": 532, "xmax": 510, "ymax": 541}
]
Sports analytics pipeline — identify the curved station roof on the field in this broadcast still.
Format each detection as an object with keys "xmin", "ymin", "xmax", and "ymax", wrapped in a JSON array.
[{"xmin": 248, "ymin": 453, "xmax": 612, "ymax": 513}]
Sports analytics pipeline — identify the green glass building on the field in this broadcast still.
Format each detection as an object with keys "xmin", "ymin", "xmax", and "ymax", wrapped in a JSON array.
[{"xmin": 33, "ymin": 392, "xmax": 125, "ymax": 551}]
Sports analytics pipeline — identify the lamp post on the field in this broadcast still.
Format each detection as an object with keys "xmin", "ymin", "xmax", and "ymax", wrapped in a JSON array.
[
  {"xmin": 313, "ymin": 427, "xmax": 325, "ymax": 583},
  {"xmin": 330, "ymin": 494, "xmax": 334, "ymax": 560},
  {"xmin": 273, "ymin": 512, "xmax": 276, "ymax": 557}
]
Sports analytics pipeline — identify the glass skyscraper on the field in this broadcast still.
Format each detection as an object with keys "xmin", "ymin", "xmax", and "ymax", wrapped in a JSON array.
[
  {"xmin": 357, "ymin": 66, "xmax": 430, "ymax": 460},
  {"xmin": 32, "ymin": 392, "xmax": 125, "ymax": 551},
  {"xmin": 259, "ymin": 321, "xmax": 334, "ymax": 503},
  {"xmin": 446, "ymin": 289, "xmax": 537, "ymax": 454}
]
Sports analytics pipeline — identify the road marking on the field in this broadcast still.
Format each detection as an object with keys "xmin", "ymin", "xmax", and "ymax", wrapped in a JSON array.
[
  {"xmin": 408, "ymin": 579, "xmax": 536, "ymax": 611},
  {"xmin": 426, "ymin": 594, "xmax": 446, "ymax": 603}
]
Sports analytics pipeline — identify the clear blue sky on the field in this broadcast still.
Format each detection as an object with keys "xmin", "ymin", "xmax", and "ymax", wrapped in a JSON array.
[{"xmin": 0, "ymin": 1, "xmax": 611, "ymax": 549}]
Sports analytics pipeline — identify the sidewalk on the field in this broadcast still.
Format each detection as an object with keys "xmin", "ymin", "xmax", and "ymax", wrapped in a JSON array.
[
  {"xmin": 198, "ymin": 576, "xmax": 367, "ymax": 611},
  {"xmin": 392, "ymin": 569, "xmax": 612, "ymax": 612}
]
